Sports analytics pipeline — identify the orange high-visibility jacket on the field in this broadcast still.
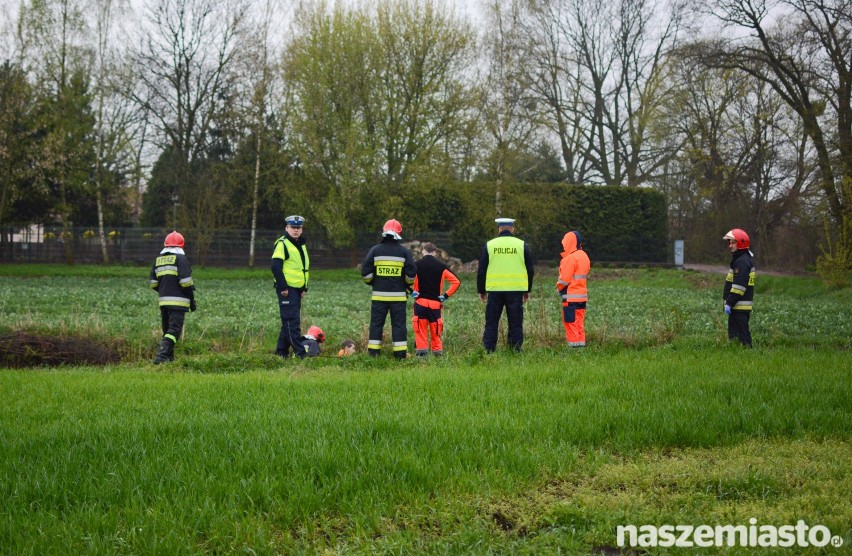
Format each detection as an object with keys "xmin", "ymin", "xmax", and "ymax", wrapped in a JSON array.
[{"xmin": 556, "ymin": 232, "xmax": 590, "ymax": 303}]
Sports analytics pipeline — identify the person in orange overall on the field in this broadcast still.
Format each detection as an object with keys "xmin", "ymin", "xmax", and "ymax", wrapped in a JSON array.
[
  {"xmin": 556, "ymin": 231, "xmax": 590, "ymax": 347},
  {"xmin": 411, "ymin": 242, "xmax": 461, "ymax": 356}
]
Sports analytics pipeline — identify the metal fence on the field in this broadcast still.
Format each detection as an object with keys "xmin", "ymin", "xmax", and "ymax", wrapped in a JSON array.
[
  {"xmin": 0, "ymin": 226, "xmax": 669, "ymax": 267},
  {"xmin": 0, "ymin": 227, "xmax": 372, "ymax": 268}
]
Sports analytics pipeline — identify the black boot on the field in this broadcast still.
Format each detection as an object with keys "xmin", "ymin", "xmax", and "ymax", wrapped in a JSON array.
[{"xmin": 153, "ymin": 338, "xmax": 175, "ymax": 365}]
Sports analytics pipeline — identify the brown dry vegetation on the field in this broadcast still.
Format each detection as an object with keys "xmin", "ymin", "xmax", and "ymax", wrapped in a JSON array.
[{"xmin": 0, "ymin": 331, "xmax": 122, "ymax": 368}]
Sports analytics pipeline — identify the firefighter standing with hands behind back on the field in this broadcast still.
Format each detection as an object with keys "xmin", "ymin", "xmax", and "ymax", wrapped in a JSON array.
[
  {"xmin": 271, "ymin": 215, "xmax": 310, "ymax": 358},
  {"xmin": 411, "ymin": 242, "xmax": 461, "ymax": 356},
  {"xmin": 149, "ymin": 230, "xmax": 195, "ymax": 364},
  {"xmin": 722, "ymin": 228, "xmax": 755, "ymax": 347}
]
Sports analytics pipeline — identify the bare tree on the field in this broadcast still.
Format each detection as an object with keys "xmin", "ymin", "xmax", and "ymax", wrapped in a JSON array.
[
  {"xmin": 515, "ymin": 0, "xmax": 589, "ymax": 183},
  {"xmin": 92, "ymin": 0, "xmax": 113, "ymax": 263},
  {"xmin": 481, "ymin": 0, "xmax": 544, "ymax": 215},
  {"xmin": 656, "ymin": 45, "xmax": 817, "ymax": 262},
  {"xmin": 515, "ymin": 0, "xmax": 684, "ymax": 186},
  {"xmin": 130, "ymin": 0, "xmax": 249, "ymax": 231},
  {"xmin": 613, "ymin": 0, "xmax": 685, "ymax": 186},
  {"xmin": 702, "ymin": 0, "xmax": 850, "ymax": 238},
  {"xmin": 112, "ymin": 46, "xmax": 155, "ymax": 226},
  {"xmin": 91, "ymin": 0, "xmax": 139, "ymax": 263},
  {"xmin": 244, "ymin": 0, "xmax": 287, "ymax": 267}
]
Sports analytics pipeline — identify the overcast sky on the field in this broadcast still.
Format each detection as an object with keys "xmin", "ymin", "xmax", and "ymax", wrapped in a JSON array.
[{"xmin": 0, "ymin": 0, "xmax": 486, "ymax": 56}]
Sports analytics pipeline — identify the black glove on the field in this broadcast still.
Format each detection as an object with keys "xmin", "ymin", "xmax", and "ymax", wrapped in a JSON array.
[{"xmin": 190, "ymin": 298, "xmax": 197, "ymax": 312}]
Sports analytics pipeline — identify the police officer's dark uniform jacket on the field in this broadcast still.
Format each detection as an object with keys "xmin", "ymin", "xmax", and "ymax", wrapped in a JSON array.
[
  {"xmin": 271, "ymin": 230, "xmax": 310, "ymax": 357},
  {"xmin": 476, "ymin": 227, "xmax": 535, "ymax": 352}
]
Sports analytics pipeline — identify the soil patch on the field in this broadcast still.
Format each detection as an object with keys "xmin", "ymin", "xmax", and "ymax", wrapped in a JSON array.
[{"xmin": 0, "ymin": 331, "xmax": 122, "ymax": 368}]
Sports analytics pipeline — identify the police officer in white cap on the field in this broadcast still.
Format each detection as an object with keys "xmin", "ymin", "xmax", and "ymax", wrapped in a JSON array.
[
  {"xmin": 271, "ymin": 215, "xmax": 310, "ymax": 358},
  {"xmin": 476, "ymin": 217, "xmax": 535, "ymax": 352}
]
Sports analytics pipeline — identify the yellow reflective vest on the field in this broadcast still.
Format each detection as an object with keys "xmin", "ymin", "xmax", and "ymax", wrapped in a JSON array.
[
  {"xmin": 272, "ymin": 237, "xmax": 309, "ymax": 288},
  {"xmin": 484, "ymin": 235, "xmax": 528, "ymax": 291}
]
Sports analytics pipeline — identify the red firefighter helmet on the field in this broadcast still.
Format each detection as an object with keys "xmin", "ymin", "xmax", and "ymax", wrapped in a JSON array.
[
  {"xmin": 382, "ymin": 219, "xmax": 403, "ymax": 240},
  {"xmin": 306, "ymin": 325, "xmax": 325, "ymax": 343},
  {"xmin": 164, "ymin": 231, "xmax": 185, "ymax": 248},
  {"xmin": 722, "ymin": 229, "xmax": 750, "ymax": 250}
]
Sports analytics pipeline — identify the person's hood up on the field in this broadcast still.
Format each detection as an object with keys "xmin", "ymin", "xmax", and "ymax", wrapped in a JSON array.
[{"xmin": 561, "ymin": 231, "xmax": 580, "ymax": 255}]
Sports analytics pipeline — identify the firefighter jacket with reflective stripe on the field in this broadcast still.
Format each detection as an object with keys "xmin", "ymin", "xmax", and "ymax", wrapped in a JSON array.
[
  {"xmin": 271, "ymin": 234, "xmax": 309, "ymax": 290},
  {"xmin": 361, "ymin": 238, "xmax": 417, "ymax": 302},
  {"xmin": 723, "ymin": 249, "xmax": 755, "ymax": 311},
  {"xmin": 477, "ymin": 232, "xmax": 534, "ymax": 293},
  {"xmin": 149, "ymin": 247, "xmax": 194, "ymax": 310},
  {"xmin": 303, "ymin": 338, "xmax": 321, "ymax": 357},
  {"xmin": 556, "ymin": 231, "xmax": 590, "ymax": 303},
  {"xmin": 413, "ymin": 255, "xmax": 461, "ymax": 302}
]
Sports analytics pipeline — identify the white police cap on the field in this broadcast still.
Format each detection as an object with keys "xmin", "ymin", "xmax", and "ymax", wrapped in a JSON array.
[
  {"xmin": 285, "ymin": 215, "xmax": 305, "ymax": 227},
  {"xmin": 495, "ymin": 217, "xmax": 516, "ymax": 226}
]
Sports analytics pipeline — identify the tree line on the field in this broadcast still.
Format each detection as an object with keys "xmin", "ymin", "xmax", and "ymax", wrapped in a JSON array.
[{"xmin": 0, "ymin": 0, "xmax": 848, "ymax": 271}]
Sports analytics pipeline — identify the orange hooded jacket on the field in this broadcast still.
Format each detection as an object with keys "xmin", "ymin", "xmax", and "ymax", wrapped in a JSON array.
[{"xmin": 556, "ymin": 231, "xmax": 590, "ymax": 303}]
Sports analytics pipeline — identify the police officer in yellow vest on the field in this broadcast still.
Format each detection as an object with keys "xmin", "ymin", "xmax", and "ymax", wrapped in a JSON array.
[
  {"xmin": 272, "ymin": 215, "xmax": 310, "ymax": 358},
  {"xmin": 477, "ymin": 217, "xmax": 535, "ymax": 352}
]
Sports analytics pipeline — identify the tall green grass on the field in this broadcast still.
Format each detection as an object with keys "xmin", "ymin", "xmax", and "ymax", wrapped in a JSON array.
[{"xmin": 0, "ymin": 349, "xmax": 849, "ymax": 553}]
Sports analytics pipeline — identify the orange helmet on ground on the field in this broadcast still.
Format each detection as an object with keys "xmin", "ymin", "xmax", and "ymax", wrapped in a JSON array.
[
  {"xmin": 722, "ymin": 229, "xmax": 750, "ymax": 250},
  {"xmin": 306, "ymin": 325, "xmax": 325, "ymax": 343},
  {"xmin": 382, "ymin": 219, "xmax": 403, "ymax": 240},
  {"xmin": 164, "ymin": 231, "xmax": 185, "ymax": 248}
]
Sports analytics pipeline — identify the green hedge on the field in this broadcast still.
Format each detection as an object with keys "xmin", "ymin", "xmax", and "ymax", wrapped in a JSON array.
[{"xmin": 396, "ymin": 182, "xmax": 668, "ymax": 263}]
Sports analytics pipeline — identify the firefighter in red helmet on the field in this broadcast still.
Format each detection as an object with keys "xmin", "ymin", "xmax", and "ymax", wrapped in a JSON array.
[
  {"xmin": 302, "ymin": 325, "xmax": 325, "ymax": 357},
  {"xmin": 361, "ymin": 219, "xmax": 417, "ymax": 358},
  {"xmin": 722, "ymin": 228, "xmax": 755, "ymax": 347},
  {"xmin": 149, "ymin": 230, "xmax": 195, "ymax": 364}
]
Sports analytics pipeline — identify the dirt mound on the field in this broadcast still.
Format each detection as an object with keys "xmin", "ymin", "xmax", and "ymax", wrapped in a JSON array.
[{"xmin": 0, "ymin": 331, "xmax": 122, "ymax": 368}]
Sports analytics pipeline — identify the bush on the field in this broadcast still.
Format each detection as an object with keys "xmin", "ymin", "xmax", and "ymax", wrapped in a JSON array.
[
  {"xmin": 399, "ymin": 181, "xmax": 668, "ymax": 262},
  {"xmin": 816, "ymin": 219, "xmax": 851, "ymax": 288}
]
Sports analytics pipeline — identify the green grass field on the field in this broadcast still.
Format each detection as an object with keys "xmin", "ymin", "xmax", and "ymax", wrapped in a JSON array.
[{"xmin": 0, "ymin": 264, "xmax": 850, "ymax": 554}]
